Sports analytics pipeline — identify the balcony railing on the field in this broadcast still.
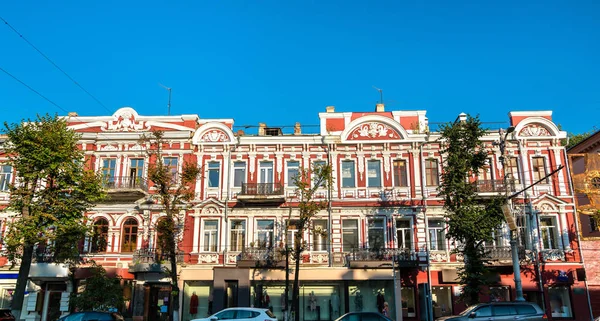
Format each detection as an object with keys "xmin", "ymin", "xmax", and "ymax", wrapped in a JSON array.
[
  {"xmin": 240, "ymin": 183, "xmax": 284, "ymax": 196},
  {"xmin": 32, "ymin": 248, "xmax": 55, "ymax": 263},
  {"xmin": 102, "ymin": 176, "xmax": 148, "ymax": 192},
  {"xmin": 346, "ymin": 248, "xmax": 418, "ymax": 268},
  {"xmin": 238, "ymin": 247, "xmax": 284, "ymax": 262},
  {"xmin": 132, "ymin": 248, "xmax": 184, "ymax": 264},
  {"xmin": 475, "ymin": 179, "xmax": 510, "ymax": 193}
]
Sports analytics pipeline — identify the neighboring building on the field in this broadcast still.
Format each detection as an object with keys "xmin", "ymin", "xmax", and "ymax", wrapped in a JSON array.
[
  {"xmin": 0, "ymin": 106, "xmax": 590, "ymax": 321},
  {"xmin": 567, "ymin": 130, "xmax": 600, "ymax": 317}
]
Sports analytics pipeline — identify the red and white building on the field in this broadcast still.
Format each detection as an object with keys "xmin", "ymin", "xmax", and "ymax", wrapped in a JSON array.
[{"xmin": 0, "ymin": 105, "xmax": 591, "ymax": 321}]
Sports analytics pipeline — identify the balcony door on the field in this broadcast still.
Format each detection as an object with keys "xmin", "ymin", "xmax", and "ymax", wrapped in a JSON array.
[
  {"xmin": 129, "ymin": 159, "xmax": 144, "ymax": 187},
  {"xmin": 259, "ymin": 161, "xmax": 274, "ymax": 194}
]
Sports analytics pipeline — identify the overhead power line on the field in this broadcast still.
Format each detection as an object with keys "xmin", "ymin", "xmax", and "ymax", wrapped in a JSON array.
[
  {"xmin": 0, "ymin": 16, "xmax": 111, "ymax": 113},
  {"xmin": 0, "ymin": 67, "xmax": 66, "ymax": 112}
]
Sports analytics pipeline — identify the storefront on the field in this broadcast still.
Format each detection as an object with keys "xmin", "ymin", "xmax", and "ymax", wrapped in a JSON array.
[{"xmin": 182, "ymin": 281, "xmax": 213, "ymax": 321}]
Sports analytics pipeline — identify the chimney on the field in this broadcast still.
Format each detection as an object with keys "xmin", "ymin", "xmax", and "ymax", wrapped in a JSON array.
[
  {"xmin": 326, "ymin": 106, "xmax": 335, "ymax": 113},
  {"xmin": 68, "ymin": 112, "xmax": 79, "ymax": 117},
  {"xmin": 294, "ymin": 122, "xmax": 302, "ymax": 135},
  {"xmin": 236, "ymin": 129, "xmax": 245, "ymax": 136},
  {"xmin": 375, "ymin": 103, "xmax": 385, "ymax": 112},
  {"xmin": 258, "ymin": 123, "xmax": 267, "ymax": 136},
  {"xmin": 457, "ymin": 112, "xmax": 467, "ymax": 123}
]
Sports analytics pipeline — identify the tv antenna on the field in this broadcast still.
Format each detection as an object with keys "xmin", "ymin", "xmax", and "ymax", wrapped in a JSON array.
[
  {"xmin": 373, "ymin": 86, "xmax": 383, "ymax": 104},
  {"xmin": 159, "ymin": 83, "xmax": 172, "ymax": 115}
]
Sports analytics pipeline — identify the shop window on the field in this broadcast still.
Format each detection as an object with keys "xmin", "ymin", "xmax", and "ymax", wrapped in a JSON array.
[
  {"xmin": 540, "ymin": 217, "xmax": 559, "ymax": 250},
  {"xmin": 202, "ymin": 220, "xmax": 219, "ymax": 252},
  {"xmin": 490, "ymin": 286, "xmax": 510, "ymax": 302},
  {"xmin": 0, "ymin": 165, "xmax": 12, "ymax": 191},
  {"xmin": 367, "ymin": 160, "xmax": 381, "ymax": 187},
  {"xmin": 368, "ymin": 218, "xmax": 385, "ymax": 249},
  {"xmin": 548, "ymin": 286, "xmax": 573, "ymax": 318},
  {"xmin": 256, "ymin": 219, "xmax": 274, "ymax": 249},
  {"xmin": 401, "ymin": 288, "xmax": 416, "ymax": 317},
  {"xmin": 233, "ymin": 162, "xmax": 246, "ymax": 188},
  {"xmin": 230, "ymin": 220, "xmax": 246, "ymax": 252},
  {"xmin": 428, "ymin": 219, "xmax": 446, "ymax": 251},
  {"xmin": 287, "ymin": 161, "xmax": 299, "ymax": 187},
  {"xmin": 349, "ymin": 282, "xmax": 397, "ymax": 317},
  {"xmin": 121, "ymin": 218, "xmax": 138, "ymax": 253},
  {"xmin": 393, "ymin": 160, "xmax": 408, "ymax": 187},
  {"xmin": 342, "ymin": 219, "xmax": 359, "ymax": 252},
  {"xmin": 341, "ymin": 161, "xmax": 356, "ymax": 188},
  {"xmin": 312, "ymin": 220, "xmax": 328, "ymax": 251},
  {"xmin": 207, "ymin": 162, "xmax": 220, "ymax": 188},
  {"xmin": 0, "ymin": 288, "xmax": 14, "ymax": 309},
  {"xmin": 183, "ymin": 281, "xmax": 212, "ymax": 320},
  {"xmin": 432, "ymin": 287, "xmax": 452, "ymax": 318},
  {"xmin": 523, "ymin": 291, "xmax": 544, "ymax": 310}
]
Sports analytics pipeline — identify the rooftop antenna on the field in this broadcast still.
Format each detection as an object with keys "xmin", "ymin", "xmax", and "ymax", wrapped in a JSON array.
[
  {"xmin": 373, "ymin": 86, "xmax": 383, "ymax": 104},
  {"xmin": 159, "ymin": 83, "xmax": 172, "ymax": 115}
]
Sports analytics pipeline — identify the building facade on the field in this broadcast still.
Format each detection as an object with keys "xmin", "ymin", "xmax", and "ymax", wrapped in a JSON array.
[{"xmin": 0, "ymin": 105, "xmax": 590, "ymax": 321}]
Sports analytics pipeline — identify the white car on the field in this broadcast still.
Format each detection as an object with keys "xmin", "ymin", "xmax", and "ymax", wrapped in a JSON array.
[{"xmin": 192, "ymin": 308, "xmax": 277, "ymax": 321}]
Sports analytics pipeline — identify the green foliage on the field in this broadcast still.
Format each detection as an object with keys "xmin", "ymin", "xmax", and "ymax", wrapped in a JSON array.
[
  {"xmin": 437, "ymin": 114, "xmax": 504, "ymax": 305},
  {"xmin": 565, "ymin": 130, "xmax": 594, "ymax": 149},
  {"xmin": 2, "ymin": 114, "xmax": 105, "ymax": 264},
  {"xmin": 70, "ymin": 263, "xmax": 124, "ymax": 312}
]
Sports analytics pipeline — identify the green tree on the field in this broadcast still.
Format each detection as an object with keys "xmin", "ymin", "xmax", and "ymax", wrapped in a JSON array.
[
  {"xmin": 139, "ymin": 130, "xmax": 201, "ymax": 321},
  {"xmin": 3, "ymin": 114, "xmax": 105, "ymax": 319},
  {"xmin": 289, "ymin": 162, "xmax": 332, "ymax": 321},
  {"xmin": 70, "ymin": 263, "xmax": 124, "ymax": 312},
  {"xmin": 437, "ymin": 115, "xmax": 504, "ymax": 305},
  {"xmin": 565, "ymin": 131, "xmax": 594, "ymax": 149}
]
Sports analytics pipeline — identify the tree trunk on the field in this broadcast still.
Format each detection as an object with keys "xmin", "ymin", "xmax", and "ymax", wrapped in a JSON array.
[
  {"xmin": 12, "ymin": 244, "xmax": 34, "ymax": 320},
  {"xmin": 292, "ymin": 246, "xmax": 301, "ymax": 321},
  {"xmin": 169, "ymin": 219, "xmax": 180, "ymax": 321},
  {"xmin": 284, "ymin": 248, "xmax": 290, "ymax": 321}
]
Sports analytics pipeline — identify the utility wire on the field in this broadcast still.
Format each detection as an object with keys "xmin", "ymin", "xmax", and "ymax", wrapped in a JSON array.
[
  {"xmin": 0, "ymin": 66, "xmax": 65, "ymax": 112},
  {"xmin": 0, "ymin": 16, "xmax": 111, "ymax": 113}
]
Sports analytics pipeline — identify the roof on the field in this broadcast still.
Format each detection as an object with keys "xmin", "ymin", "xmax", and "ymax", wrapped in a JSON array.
[{"xmin": 567, "ymin": 129, "xmax": 600, "ymax": 153}]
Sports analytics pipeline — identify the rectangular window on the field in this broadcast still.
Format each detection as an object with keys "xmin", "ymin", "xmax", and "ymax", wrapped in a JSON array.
[
  {"xmin": 367, "ymin": 160, "xmax": 381, "ymax": 187},
  {"xmin": 313, "ymin": 161, "xmax": 326, "ymax": 188},
  {"xmin": 259, "ymin": 161, "xmax": 274, "ymax": 184},
  {"xmin": 129, "ymin": 159, "xmax": 144, "ymax": 178},
  {"xmin": 368, "ymin": 218, "xmax": 385, "ymax": 249},
  {"xmin": 286, "ymin": 220, "xmax": 300, "ymax": 248},
  {"xmin": 548, "ymin": 286, "xmax": 573, "ymax": 318},
  {"xmin": 341, "ymin": 161, "xmax": 355, "ymax": 188},
  {"xmin": 516, "ymin": 215, "xmax": 528, "ymax": 248},
  {"xmin": 233, "ymin": 162, "xmax": 246, "ymax": 188},
  {"xmin": 287, "ymin": 161, "xmax": 299, "ymax": 187},
  {"xmin": 164, "ymin": 157, "xmax": 179, "ymax": 178},
  {"xmin": 506, "ymin": 157, "xmax": 520, "ymax": 184},
  {"xmin": 208, "ymin": 162, "xmax": 220, "ymax": 188},
  {"xmin": 428, "ymin": 219, "xmax": 446, "ymax": 251},
  {"xmin": 102, "ymin": 159, "xmax": 116, "ymax": 182},
  {"xmin": 342, "ymin": 219, "xmax": 359, "ymax": 252},
  {"xmin": 532, "ymin": 157, "xmax": 548, "ymax": 183},
  {"xmin": 431, "ymin": 287, "xmax": 453, "ymax": 318},
  {"xmin": 0, "ymin": 165, "xmax": 12, "ymax": 191},
  {"xmin": 393, "ymin": 160, "xmax": 408, "ymax": 187},
  {"xmin": 425, "ymin": 159, "xmax": 439, "ymax": 186},
  {"xmin": 540, "ymin": 217, "xmax": 558, "ymax": 250},
  {"xmin": 312, "ymin": 220, "xmax": 328, "ymax": 251},
  {"xmin": 256, "ymin": 219, "xmax": 274, "ymax": 249},
  {"xmin": 230, "ymin": 220, "xmax": 246, "ymax": 252},
  {"xmin": 203, "ymin": 220, "xmax": 219, "ymax": 252},
  {"xmin": 396, "ymin": 219, "xmax": 412, "ymax": 250}
]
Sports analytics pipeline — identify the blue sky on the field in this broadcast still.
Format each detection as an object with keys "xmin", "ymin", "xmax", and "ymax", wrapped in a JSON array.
[{"xmin": 1, "ymin": 0, "xmax": 598, "ymax": 134}]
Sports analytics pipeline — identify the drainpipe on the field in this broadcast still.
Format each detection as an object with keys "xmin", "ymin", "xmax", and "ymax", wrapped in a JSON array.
[
  {"xmin": 326, "ymin": 144, "xmax": 333, "ymax": 267},
  {"xmin": 420, "ymin": 141, "xmax": 434, "ymax": 321},
  {"xmin": 564, "ymin": 149, "xmax": 594, "ymax": 321},
  {"xmin": 223, "ymin": 141, "xmax": 235, "ymax": 266}
]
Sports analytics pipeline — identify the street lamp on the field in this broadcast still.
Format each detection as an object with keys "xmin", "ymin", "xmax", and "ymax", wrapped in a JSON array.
[{"xmin": 495, "ymin": 126, "xmax": 525, "ymax": 302}]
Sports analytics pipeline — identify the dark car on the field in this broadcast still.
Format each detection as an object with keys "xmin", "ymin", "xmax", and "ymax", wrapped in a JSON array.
[
  {"xmin": 436, "ymin": 302, "xmax": 546, "ymax": 321},
  {"xmin": 0, "ymin": 309, "xmax": 15, "ymax": 321},
  {"xmin": 58, "ymin": 312, "xmax": 123, "ymax": 321},
  {"xmin": 335, "ymin": 312, "xmax": 393, "ymax": 321}
]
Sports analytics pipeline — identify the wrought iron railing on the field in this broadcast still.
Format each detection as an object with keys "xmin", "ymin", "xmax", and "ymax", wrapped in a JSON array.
[
  {"xmin": 240, "ymin": 183, "xmax": 284, "ymax": 196},
  {"xmin": 32, "ymin": 247, "xmax": 55, "ymax": 263},
  {"xmin": 346, "ymin": 248, "xmax": 417, "ymax": 262},
  {"xmin": 132, "ymin": 248, "xmax": 184, "ymax": 264},
  {"xmin": 102, "ymin": 176, "xmax": 148, "ymax": 191},
  {"xmin": 475, "ymin": 179, "xmax": 511, "ymax": 193},
  {"xmin": 238, "ymin": 247, "xmax": 284, "ymax": 261}
]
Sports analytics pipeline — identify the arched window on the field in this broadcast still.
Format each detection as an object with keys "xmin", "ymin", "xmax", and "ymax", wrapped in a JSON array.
[
  {"xmin": 121, "ymin": 218, "xmax": 138, "ymax": 253},
  {"xmin": 91, "ymin": 218, "xmax": 109, "ymax": 253}
]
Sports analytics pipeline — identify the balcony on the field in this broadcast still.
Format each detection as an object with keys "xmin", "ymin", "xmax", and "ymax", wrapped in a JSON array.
[
  {"xmin": 346, "ymin": 248, "xmax": 419, "ymax": 269},
  {"xmin": 30, "ymin": 248, "xmax": 69, "ymax": 281},
  {"xmin": 474, "ymin": 179, "xmax": 513, "ymax": 195},
  {"xmin": 129, "ymin": 248, "xmax": 184, "ymax": 273},
  {"xmin": 236, "ymin": 248, "xmax": 285, "ymax": 268},
  {"xmin": 102, "ymin": 176, "xmax": 148, "ymax": 202},
  {"xmin": 237, "ymin": 183, "xmax": 285, "ymax": 204}
]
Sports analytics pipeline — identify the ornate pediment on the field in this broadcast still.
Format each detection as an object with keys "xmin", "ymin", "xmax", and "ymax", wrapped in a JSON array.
[
  {"xmin": 518, "ymin": 123, "xmax": 551, "ymax": 137},
  {"xmin": 347, "ymin": 122, "xmax": 401, "ymax": 140},
  {"xmin": 200, "ymin": 129, "xmax": 230, "ymax": 143},
  {"xmin": 101, "ymin": 108, "xmax": 150, "ymax": 132}
]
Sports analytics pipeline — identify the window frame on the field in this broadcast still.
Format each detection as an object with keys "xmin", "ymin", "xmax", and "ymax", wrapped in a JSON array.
[
  {"xmin": 312, "ymin": 219, "xmax": 328, "ymax": 251},
  {"xmin": 121, "ymin": 218, "xmax": 139, "ymax": 253},
  {"xmin": 256, "ymin": 219, "xmax": 275, "ymax": 249},
  {"xmin": 202, "ymin": 220, "xmax": 219, "ymax": 252},
  {"xmin": 90, "ymin": 218, "xmax": 109, "ymax": 253},
  {"xmin": 164, "ymin": 156, "xmax": 179, "ymax": 180},
  {"xmin": 396, "ymin": 218, "xmax": 413, "ymax": 250},
  {"xmin": 229, "ymin": 219, "xmax": 246, "ymax": 252},
  {"xmin": 342, "ymin": 219, "xmax": 359, "ymax": 252},
  {"xmin": 393, "ymin": 159, "xmax": 408, "ymax": 187},
  {"xmin": 0, "ymin": 165, "xmax": 12, "ymax": 192},
  {"xmin": 207, "ymin": 161, "xmax": 221, "ymax": 188},
  {"xmin": 367, "ymin": 217, "xmax": 385, "ymax": 249},
  {"xmin": 312, "ymin": 160, "xmax": 327, "ymax": 188},
  {"xmin": 366, "ymin": 159, "xmax": 382, "ymax": 187},
  {"xmin": 506, "ymin": 157, "xmax": 520, "ymax": 184},
  {"xmin": 286, "ymin": 160, "xmax": 300, "ymax": 187},
  {"xmin": 428, "ymin": 219, "xmax": 446, "ymax": 251},
  {"xmin": 102, "ymin": 158, "xmax": 117, "ymax": 182},
  {"xmin": 232, "ymin": 161, "xmax": 246, "ymax": 188},
  {"xmin": 540, "ymin": 216, "xmax": 559, "ymax": 250},
  {"xmin": 531, "ymin": 156, "xmax": 549, "ymax": 184},
  {"xmin": 341, "ymin": 160, "xmax": 356, "ymax": 188},
  {"xmin": 425, "ymin": 159, "xmax": 440, "ymax": 186}
]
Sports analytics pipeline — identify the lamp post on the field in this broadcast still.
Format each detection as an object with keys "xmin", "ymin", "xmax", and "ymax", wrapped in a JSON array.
[{"xmin": 495, "ymin": 126, "xmax": 525, "ymax": 302}]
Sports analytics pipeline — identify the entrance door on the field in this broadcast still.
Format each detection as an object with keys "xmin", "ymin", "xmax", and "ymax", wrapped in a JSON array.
[
  {"xmin": 43, "ymin": 283, "xmax": 66, "ymax": 321},
  {"xmin": 225, "ymin": 281, "xmax": 238, "ymax": 308},
  {"xmin": 148, "ymin": 284, "xmax": 172, "ymax": 321}
]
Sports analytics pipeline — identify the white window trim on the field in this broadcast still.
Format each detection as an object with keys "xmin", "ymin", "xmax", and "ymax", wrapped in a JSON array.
[
  {"xmin": 392, "ymin": 157, "xmax": 410, "ymax": 188},
  {"xmin": 206, "ymin": 160, "xmax": 222, "ymax": 189},
  {"xmin": 539, "ymin": 215, "xmax": 561, "ymax": 250},
  {"xmin": 200, "ymin": 219, "xmax": 220, "ymax": 253},
  {"xmin": 529, "ymin": 154, "xmax": 552, "ymax": 185},
  {"xmin": 228, "ymin": 218, "xmax": 247, "ymax": 252},
  {"xmin": 285, "ymin": 160, "xmax": 301, "ymax": 188},
  {"xmin": 341, "ymin": 218, "xmax": 361, "ymax": 252},
  {"xmin": 395, "ymin": 216, "xmax": 413, "ymax": 250},
  {"xmin": 255, "ymin": 219, "xmax": 275, "ymax": 248},
  {"xmin": 258, "ymin": 161, "xmax": 274, "ymax": 184},
  {"xmin": 366, "ymin": 159, "xmax": 383, "ymax": 188},
  {"xmin": 366, "ymin": 217, "xmax": 387, "ymax": 249},
  {"xmin": 425, "ymin": 157, "xmax": 441, "ymax": 187},
  {"xmin": 312, "ymin": 160, "xmax": 328, "ymax": 189},
  {"xmin": 0, "ymin": 165, "xmax": 13, "ymax": 192},
  {"xmin": 428, "ymin": 218, "xmax": 447, "ymax": 251},
  {"xmin": 311, "ymin": 219, "xmax": 329, "ymax": 252},
  {"xmin": 231, "ymin": 160, "xmax": 247, "ymax": 189},
  {"xmin": 340, "ymin": 159, "xmax": 357, "ymax": 189}
]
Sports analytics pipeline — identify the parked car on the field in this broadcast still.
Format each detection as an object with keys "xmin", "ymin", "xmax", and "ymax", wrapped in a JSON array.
[
  {"xmin": 58, "ymin": 312, "xmax": 123, "ymax": 321},
  {"xmin": 191, "ymin": 308, "xmax": 277, "ymax": 321},
  {"xmin": 435, "ymin": 302, "xmax": 546, "ymax": 321},
  {"xmin": 334, "ymin": 312, "xmax": 393, "ymax": 321},
  {"xmin": 0, "ymin": 309, "xmax": 15, "ymax": 321}
]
